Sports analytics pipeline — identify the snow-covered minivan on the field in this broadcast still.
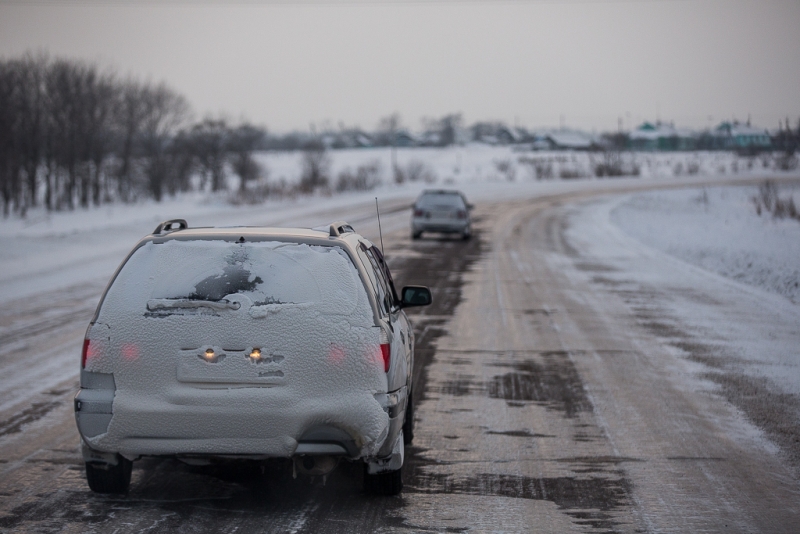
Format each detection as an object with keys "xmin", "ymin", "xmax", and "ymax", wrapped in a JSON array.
[{"xmin": 75, "ymin": 219, "xmax": 431, "ymax": 496}]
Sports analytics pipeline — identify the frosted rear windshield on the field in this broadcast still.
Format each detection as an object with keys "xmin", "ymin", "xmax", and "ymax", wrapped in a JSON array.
[
  {"xmin": 417, "ymin": 193, "xmax": 465, "ymax": 208},
  {"xmin": 104, "ymin": 240, "xmax": 369, "ymax": 317}
]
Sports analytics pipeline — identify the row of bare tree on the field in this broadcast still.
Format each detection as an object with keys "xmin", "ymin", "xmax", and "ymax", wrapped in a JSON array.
[{"xmin": 0, "ymin": 53, "xmax": 266, "ymax": 217}]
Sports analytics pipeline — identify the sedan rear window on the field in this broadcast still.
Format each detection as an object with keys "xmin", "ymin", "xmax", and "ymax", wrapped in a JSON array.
[{"xmin": 417, "ymin": 192, "xmax": 466, "ymax": 209}]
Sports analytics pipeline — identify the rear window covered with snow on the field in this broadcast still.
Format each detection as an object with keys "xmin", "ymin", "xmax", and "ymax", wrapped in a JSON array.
[{"xmin": 102, "ymin": 240, "xmax": 371, "ymax": 319}]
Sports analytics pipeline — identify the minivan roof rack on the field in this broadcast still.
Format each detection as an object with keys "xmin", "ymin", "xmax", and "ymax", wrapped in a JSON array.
[
  {"xmin": 328, "ymin": 221, "xmax": 355, "ymax": 237},
  {"xmin": 153, "ymin": 219, "xmax": 188, "ymax": 235}
]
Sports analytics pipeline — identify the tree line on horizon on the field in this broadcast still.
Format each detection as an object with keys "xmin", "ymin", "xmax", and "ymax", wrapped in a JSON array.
[
  {"xmin": 0, "ymin": 52, "xmax": 470, "ymax": 218},
  {"xmin": 0, "ymin": 52, "xmax": 461, "ymax": 218},
  {"xmin": 0, "ymin": 53, "xmax": 268, "ymax": 218}
]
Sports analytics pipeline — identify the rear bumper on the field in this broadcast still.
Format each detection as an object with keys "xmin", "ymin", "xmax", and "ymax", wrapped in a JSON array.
[
  {"xmin": 412, "ymin": 219, "xmax": 469, "ymax": 234},
  {"xmin": 76, "ymin": 371, "xmax": 406, "ymax": 463}
]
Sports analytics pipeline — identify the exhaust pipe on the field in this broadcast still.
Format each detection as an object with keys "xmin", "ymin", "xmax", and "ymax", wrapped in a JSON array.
[{"xmin": 293, "ymin": 455, "xmax": 339, "ymax": 477}]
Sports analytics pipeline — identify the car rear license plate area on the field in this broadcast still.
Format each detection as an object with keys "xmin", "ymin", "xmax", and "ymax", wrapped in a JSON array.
[{"xmin": 177, "ymin": 347, "xmax": 286, "ymax": 385}]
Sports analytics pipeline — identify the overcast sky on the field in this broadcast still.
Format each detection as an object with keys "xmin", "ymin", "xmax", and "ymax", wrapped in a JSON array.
[{"xmin": 1, "ymin": 0, "xmax": 798, "ymax": 133}]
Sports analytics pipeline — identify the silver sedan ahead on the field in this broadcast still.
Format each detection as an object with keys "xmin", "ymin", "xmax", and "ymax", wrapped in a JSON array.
[{"xmin": 411, "ymin": 189, "xmax": 473, "ymax": 240}]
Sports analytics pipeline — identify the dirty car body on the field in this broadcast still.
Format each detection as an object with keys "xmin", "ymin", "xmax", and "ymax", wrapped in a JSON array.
[{"xmin": 74, "ymin": 220, "xmax": 431, "ymax": 495}]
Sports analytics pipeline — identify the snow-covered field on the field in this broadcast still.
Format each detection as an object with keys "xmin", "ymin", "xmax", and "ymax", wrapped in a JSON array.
[
  {"xmin": 612, "ymin": 184, "xmax": 800, "ymax": 303},
  {"xmin": 258, "ymin": 145, "xmax": 794, "ymax": 188}
]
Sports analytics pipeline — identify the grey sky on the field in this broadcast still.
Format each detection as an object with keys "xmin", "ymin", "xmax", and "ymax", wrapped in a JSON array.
[{"xmin": 1, "ymin": 0, "xmax": 798, "ymax": 133}]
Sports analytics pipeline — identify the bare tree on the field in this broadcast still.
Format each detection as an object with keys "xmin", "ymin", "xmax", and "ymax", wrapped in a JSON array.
[
  {"xmin": 0, "ymin": 52, "xmax": 197, "ymax": 212},
  {"xmin": 0, "ymin": 60, "xmax": 18, "ymax": 216},
  {"xmin": 189, "ymin": 118, "xmax": 228, "ymax": 192},
  {"xmin": 46, "ymin": 58, "xmax": 86, "ymax": 210},
  {"xmin": 0, "ymin": 55, "xmax": 50, "ymax": 216},
  {"xmin": 422, "ymin": 113, "xmax": 462, "ymax": 146},
  {"xmin": 139, "ymin": 83, "xmax": 190, "ymax": 201},
  {"xmin": 111, "ymin": 79, "xmax": 148, "ymax": 202},
  {"xmin": 403, "ymin": 159, "xmax": 436, "ymax": 183},
  {"xmin": 13, "ymin": 53, "xmax": 49, "ymax": 213},
  {"xmin": 40, "ymin": 59, "xmax": 79, "ymax": 211},
  {"xmin": 299, "ymin": 139, "xmax": 330, "ymax": 193},
  {"xmin": 227, "ymin": 123, "xmax": 265, "ymax": 192},
  {"xmin": 44, "ymin": 58, "xmax": 115, "ymax": 210},
  {"xmin": 166, "ymin": 129, "xmax": 196, "ymax": 196},
  {"xmin": 80, "ymin": 67, "xmax": 116, "ymax": 207}
]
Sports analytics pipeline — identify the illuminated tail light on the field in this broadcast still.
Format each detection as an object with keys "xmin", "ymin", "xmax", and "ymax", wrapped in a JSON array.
[{"xmin": 380, "ymin": 329, "xmax": 390, "ymax": 373}]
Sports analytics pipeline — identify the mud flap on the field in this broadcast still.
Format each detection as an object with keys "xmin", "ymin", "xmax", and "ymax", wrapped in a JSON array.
[{"xmin": 366, "ymin": 430, "xmax": 404, "ymax": 474}]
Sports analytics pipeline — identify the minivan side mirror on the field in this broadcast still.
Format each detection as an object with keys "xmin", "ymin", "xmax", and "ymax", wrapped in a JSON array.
[{"xmin": 400, "ymin": 286, "xmax": 432, "ymax": 308}]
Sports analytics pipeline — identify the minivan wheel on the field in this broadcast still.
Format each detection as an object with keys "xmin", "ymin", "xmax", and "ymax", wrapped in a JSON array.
[
  {"xmin": 402, "ymin": 393, "xmax": 414, "ymax": 445},
  {"xmin": 462, "ymin": 230, "xmax": 471, "ymax": 241},
  {"xmin": 85, "ymin": 456, "xmax": 132, "ymax": 494},
  {"xmin": 411, "ymin": 231, "xmax": 422, "ymax": 240},
  {"xmin": 364, "ymin": 464, "xmax": 403, "ymax": 496}
]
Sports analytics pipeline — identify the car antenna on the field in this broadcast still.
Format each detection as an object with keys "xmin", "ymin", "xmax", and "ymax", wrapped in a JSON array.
[{"xmin": 375, "ymin": 197, "xmax": 385, "ymax": 255}]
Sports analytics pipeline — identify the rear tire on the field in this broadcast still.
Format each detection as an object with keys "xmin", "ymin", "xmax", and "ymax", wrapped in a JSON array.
[
  {"xmin": 462, "ymin": 230, "xmax": 471, "ymax": 240},
  {"xmin": 364, "ymin": 464, "xmax": 403, "ymax": 496},
  {"xmin": 402, "ymin": 393, "xmax": 414, "ymax": 445},
  {"xmin": 85, "ymin": 456, "xmax": 132, "ymax": 494},
  {"xmin": 411, "ymin": 231, "xmax": 422, "ymax": 240}
]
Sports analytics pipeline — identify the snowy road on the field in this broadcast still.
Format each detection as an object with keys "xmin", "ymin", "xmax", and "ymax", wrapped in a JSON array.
[{"xmin": 1, "ymin": 177, "xmax": 799, "ymax": 532}]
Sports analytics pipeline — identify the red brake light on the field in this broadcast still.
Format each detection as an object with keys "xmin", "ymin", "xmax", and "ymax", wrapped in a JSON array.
[
  {"xmin": 413, "ymin": 209, "xmax": 424, "ymax": 217},
  {"xmin": 82, "ymin": 337, "xmax": 103, "ymax": 367},
  {"xmin": 380, "ymin": 343, "xmax": 390, "ymax": 372},
  {"xmin": 81, "ymin": 339, "xmax": 91, "ymax": 368},
  {"xmin": 379, "ymin": 329, "xmax": 390, "ymax": 372}
]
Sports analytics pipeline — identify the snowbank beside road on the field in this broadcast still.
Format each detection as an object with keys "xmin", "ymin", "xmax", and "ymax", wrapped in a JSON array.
[{"xmin": 611, "ymin": 183, "xmax": 800, "ymax": 303}]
